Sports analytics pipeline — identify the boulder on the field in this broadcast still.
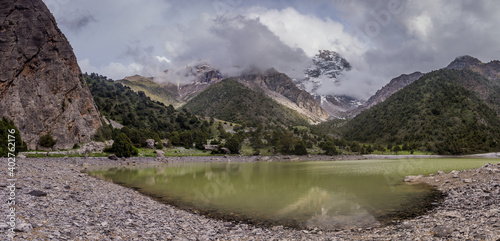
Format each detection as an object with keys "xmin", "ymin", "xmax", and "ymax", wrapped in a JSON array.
[
  {"xmin": 27, "ymin": 190, "xmax": 47, "ymax": 197},
  {"xmin": 145, "ymin": 139, "xmax": 155, "ymax": 149},
  {"xmin": 108, "ymin": 154, "xmax": 119, "ymax": 160},
  {"xmin": 432, "ymin": 226, "xmax": 453, "ymax": 238},
  {"xmin": 14, "ymin": 222, "xmax": 33, "ymax": 232},
  {"xmin": 78, "ymin": 140, "xmax": 113, "ymax": 154},
  {"xmin": 155, "ymin": 150, "xmax": 165, "ymax": 158},
  {"xmin": 204, "ymin": 145, "xmax": 219, "ymax": 151},
  {"xmin": 220, "ymin": 147, "xmax": 231, "ymax": 154},
  {"xmin": 403, "ymin": 175, "xmax": 423, "ymax": 182},
  {"xmin": 463, "ymin": 178, "xmax": 473, "ymax": 183}
]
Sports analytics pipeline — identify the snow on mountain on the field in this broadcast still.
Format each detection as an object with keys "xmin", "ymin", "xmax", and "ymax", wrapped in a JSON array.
[{"xmin": 294, "ymin": 50, "xmax": 364, "ymax": 119}]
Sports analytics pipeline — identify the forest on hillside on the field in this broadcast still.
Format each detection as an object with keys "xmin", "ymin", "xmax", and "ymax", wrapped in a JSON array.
[
  {"xmin": 84, "ymin": 73, "xmax": 356, "ymax": 157},
  {"xmin": 342, "ymin": 69, "xmax": 500, "ymax": 154}
]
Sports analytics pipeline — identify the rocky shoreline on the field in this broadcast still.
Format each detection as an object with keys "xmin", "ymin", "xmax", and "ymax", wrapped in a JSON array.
[{"xmin": 0, "ymin": 156, "xmax": 499, "ymax": 240}]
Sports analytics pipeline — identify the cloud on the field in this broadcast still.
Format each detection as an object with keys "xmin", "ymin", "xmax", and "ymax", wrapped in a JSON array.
[
  {"xmin": 79, "ymin": 59, "xmax": 143, "ymax": 80},
  {"xmin": 159, "ymin": 14, "xmax": 312, "ymax": 80},
  {"xmin": 47, "ymin": 0, "xmax": 500, "ymax": 99},
  {"xmin": 335, "ymin": 0, "xmax": 500, "ymax": 77},
  {"xmin": 57, "ymin": 10, "xmax": 97, "ymax": 33},
  {"xmin": 156, "ymin": 56, "xmax": 171, "ymax": 63},
  {"xmin": 322, "ymin": 69, "xmax": 385, "ymax": 100},
  {"xmin": 244, "ymin": 7, "xmax": 364, "ymax": 58}
]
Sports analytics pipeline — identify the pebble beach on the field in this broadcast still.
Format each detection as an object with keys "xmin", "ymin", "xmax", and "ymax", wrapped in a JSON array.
[{"xmin": 0, "ymin": 156, "xmax": 499, "ymax": 240}]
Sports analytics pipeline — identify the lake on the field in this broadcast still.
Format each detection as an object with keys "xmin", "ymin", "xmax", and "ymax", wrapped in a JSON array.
[{"xmin": 88, "ymin": 158, "xmax": 497, "ymax": 230}]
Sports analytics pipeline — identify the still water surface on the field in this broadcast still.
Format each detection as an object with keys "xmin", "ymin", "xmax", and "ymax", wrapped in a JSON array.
[{"xmin": 89, "ymin": 158, "xmax": 496, "ymax": 230}]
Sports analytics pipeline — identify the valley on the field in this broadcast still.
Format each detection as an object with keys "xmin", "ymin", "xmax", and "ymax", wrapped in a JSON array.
[{"xmin": 1, "ymin": 0, "xmax": 500, "ymax": 240}]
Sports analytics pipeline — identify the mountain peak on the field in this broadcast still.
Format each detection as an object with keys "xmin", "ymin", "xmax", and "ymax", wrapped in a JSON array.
[
  {"xmin": 264, "ymin": 68, "xmax": 280, "ymax": 75},
  {"xmin": 446, "ymin": 55, "xmax": 482, "ymax": 70},
  {"xmin": 306, "ymin": 50, "xmax": 351, "ymax": 79}
]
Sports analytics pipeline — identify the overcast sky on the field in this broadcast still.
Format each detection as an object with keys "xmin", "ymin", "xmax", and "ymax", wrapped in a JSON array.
[{"xmin": 43, "ymin": 0, "xmax": 500, "ymax": 99}]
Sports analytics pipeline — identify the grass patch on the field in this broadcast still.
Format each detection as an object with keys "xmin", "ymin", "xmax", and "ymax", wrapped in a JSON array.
[{"xmin": 25, "ymin": 152, "xmax": 111, "ymax": 158}]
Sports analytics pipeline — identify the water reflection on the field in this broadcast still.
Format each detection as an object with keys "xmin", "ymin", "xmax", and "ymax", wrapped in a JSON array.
[{"xmin": 89, "ymin": 161, "xmax": 443, "ymax": 230}]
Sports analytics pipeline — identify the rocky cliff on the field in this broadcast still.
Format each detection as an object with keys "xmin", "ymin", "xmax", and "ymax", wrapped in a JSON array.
[{"xmin": 0, "ymin": 0, "xmax": 101, "ymax": 149}]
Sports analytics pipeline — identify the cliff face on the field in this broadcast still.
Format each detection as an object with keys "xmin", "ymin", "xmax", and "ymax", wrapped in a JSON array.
[{"xmin": 0, "ymin": 0, "xmax": 101, "ymax": 149}]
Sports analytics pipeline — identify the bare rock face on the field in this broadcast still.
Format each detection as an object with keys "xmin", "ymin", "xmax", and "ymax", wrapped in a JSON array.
[
  {"xmin": 0, "ymin": 0, "xmax": 101, "ymax": 149},
  {"xmin": 446, "ymin": 55, "xmax": 481, "ymax": 70}
]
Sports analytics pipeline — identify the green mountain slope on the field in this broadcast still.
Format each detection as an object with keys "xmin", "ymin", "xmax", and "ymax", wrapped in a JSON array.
[
  {"xmin": 85, "ymin": 73, "xmax": 203, "ymax": 133},
  {"xmin": 342, "ymin": 69, "xmax": 500, "ymax": 154},
  {"xmin": 117, "ymin": 75, "xmax": 182, "ymax": 108},
  {"xmin": 184, "ymin": 79, "xmax": 309, "ymax": 127}
]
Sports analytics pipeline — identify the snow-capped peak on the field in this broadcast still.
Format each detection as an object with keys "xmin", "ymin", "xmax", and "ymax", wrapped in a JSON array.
[
  {"xmin": 293, "ymin": 50, "xmax": 364, "ymax": 118},
  {"xmin": 306, "ymin": 50, "xmax": 351, "ymax": 79}
]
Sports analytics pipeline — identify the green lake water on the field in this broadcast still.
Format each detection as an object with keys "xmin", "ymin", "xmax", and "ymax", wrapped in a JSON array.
[{"xmin": 88, "ymin": 158, "xmax": 498, "ymax": 230}]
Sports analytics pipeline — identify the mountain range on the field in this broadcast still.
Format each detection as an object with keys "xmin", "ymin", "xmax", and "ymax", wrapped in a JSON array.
[
  {"xmin": 118, "ymin": 50, "xmax": 362, "ymax": 122},
  {"xmin": 118, "ymin": 53, "xmax": 500, "ymax": 127},
  {"xmin": 119, "ymin": 65, "xmax": 330, "ymax": 123}
]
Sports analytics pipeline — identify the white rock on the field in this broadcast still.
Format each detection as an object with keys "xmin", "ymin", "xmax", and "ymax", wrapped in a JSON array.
[
  {"xmin": 404, "ymin": 175, "xmax": 423, "ymax": 182},
  {"xmin": 14, "ymin": 222, "xmax": 33, "ymax": 232}
]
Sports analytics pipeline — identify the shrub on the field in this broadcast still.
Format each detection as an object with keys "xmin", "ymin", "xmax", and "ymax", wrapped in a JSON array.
[
  {"xmin": 39, "ymin": 133, "xmax": 57, "ymax": 148},
  {"xmin": 111, "ymin": 133, "xmax": 138, "ymax": 157},
  {"xmin": 155, "ymin": 141, "xmax": 164, "ymax": 149},
  {"xmin": 392, "ymin": 145, "xmax": 401, "ymax": 154},
  {"xmin": 0, "ymin": 117, "xmax": 26, "ymax": 156},
  {"xmin": 320, "ymin": 141, "xmax": 339, "ymax": 155},
  {"xmin": 224, "ymin": 135, "xmax": 242, "ymax": 154},
  {"xmin": 293, "ymin": 141, "xmax": 308, "ymax": 155}
]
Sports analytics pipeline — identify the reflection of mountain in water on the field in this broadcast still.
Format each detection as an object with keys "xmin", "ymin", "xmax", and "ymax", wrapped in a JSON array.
[
  {"xmin": 89, "ymin": 162, "xmax": 444, "ymax": 231},
  {"xmin": 276, "ymin": 187, "xmax": 379, "ymax": 230},
  {"xmin": 277, "ymin": 187, "xmax": 329, "ymax": 215}
]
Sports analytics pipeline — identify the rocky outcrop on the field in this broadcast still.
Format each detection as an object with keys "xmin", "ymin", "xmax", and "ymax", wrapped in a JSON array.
[
  {"xmin": 161, "ymin": 65, "xmax": 223, "ymax": 103},
  {"xmin": 320, "ymin": 95, "xmax": 364, "ymax": 119},
  {"xmin": 468, "ymin": 60, "xmax": 500, "ymax": 81},
  {"xmin": 446, "ymin": 55, "xmax": 481, "ymax": 70},
  {"xmin": 0, "ymin": 0, "xmax": 101, "ymax": 149},
  {"xmin": 349, "ymin": 72, "xmax": 424, "ymax": 117}
]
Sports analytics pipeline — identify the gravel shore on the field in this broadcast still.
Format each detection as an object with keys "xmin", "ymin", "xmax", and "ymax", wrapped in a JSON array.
[{"xmin": 0, "ymin": 156, "xmax": 499, "ymax": 240}]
